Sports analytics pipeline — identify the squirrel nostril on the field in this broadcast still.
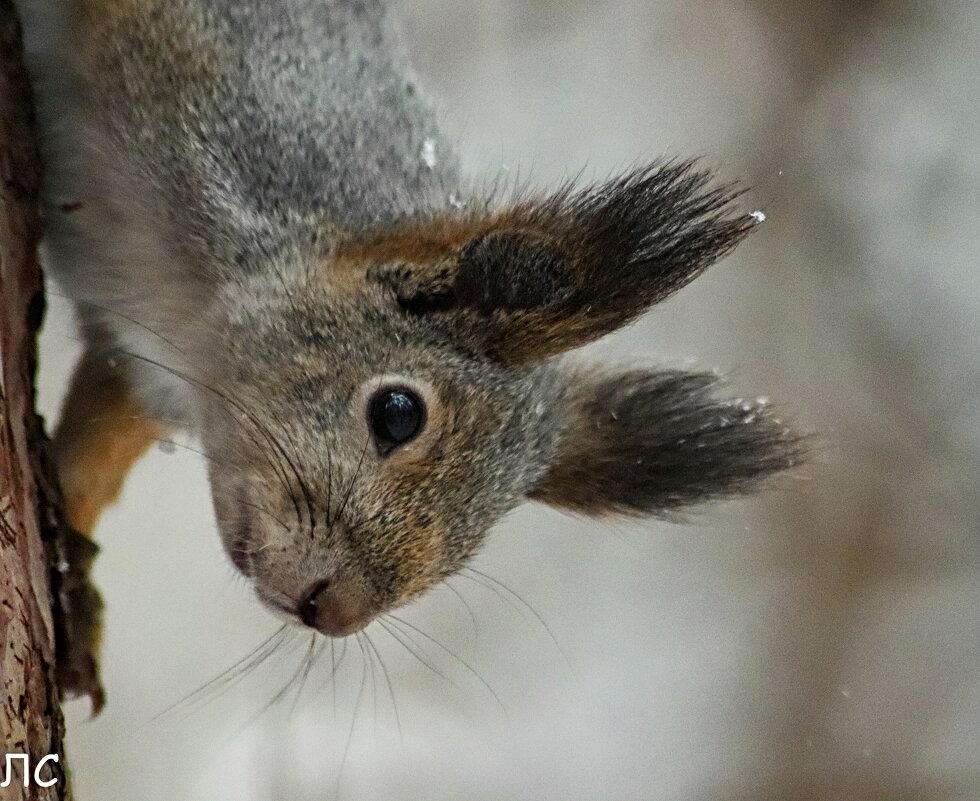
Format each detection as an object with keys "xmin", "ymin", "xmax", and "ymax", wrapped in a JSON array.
[
  {"xmin": 298, "ymin": 598, "xmax": 317, "ymax": 628},
  {"xmin": 298, "ymin": 579, "xmax": 331, "ymax": 628}
]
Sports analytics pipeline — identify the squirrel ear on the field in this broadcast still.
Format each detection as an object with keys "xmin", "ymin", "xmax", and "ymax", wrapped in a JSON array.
[
  {"xmin": 364, "ymin": 161, "xmax": 758, "ymax": 364},
  {"xmin": 529, "ymin": 369, "xmax": 804, "ymax": 516}
]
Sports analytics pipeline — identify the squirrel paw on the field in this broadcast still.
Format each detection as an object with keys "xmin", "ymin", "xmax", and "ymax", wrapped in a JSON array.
[{"xmin": 52, "ymin": 525, "xmax": 106, "ymax": 715}]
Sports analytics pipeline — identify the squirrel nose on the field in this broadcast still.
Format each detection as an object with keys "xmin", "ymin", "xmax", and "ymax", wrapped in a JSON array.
[{"xmin": 297, "ymin": 579, "xmax": 371, "ymax": 637}]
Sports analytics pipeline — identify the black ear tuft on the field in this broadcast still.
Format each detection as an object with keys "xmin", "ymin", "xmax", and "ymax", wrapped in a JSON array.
[
  {"xmin": 453, "ymin": 232, "xmax": 573, "ymax": 314},
  {"xmin": 360, "ymin": 160, "xmax": 758, "ymax": 364},
  {"xmin": 529, "ymin": 160, "xmax": 756, "ymax": 314},
  {"xmin": 531, "ymin": 369, "xmax": 805, "ymax": 517}
]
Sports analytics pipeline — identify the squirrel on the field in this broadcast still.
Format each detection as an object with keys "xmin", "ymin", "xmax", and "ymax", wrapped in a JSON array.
[{"xmin": 15, "ymin": 0, "xmax": 803, "ymax": 712}]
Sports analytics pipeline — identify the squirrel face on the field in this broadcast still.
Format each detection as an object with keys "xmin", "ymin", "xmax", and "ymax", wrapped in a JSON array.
[
  {"xmin": 202, "ymin": 162, "xmax": 803, "ymax": 637},
  {"xmin": 205, "ymin": 298, "xmax": 561, "ymax": 636}
]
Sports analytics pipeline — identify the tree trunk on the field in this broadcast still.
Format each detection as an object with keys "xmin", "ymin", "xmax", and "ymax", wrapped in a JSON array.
[{"xmin": 0, "ymin": 1, "xmax": 72, "ymax": 798}]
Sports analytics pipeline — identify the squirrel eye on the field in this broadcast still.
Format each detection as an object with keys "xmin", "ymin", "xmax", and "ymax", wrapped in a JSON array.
[{"xmin": 369, "ymin": 388, "xmax": 425, "ymax": 454}]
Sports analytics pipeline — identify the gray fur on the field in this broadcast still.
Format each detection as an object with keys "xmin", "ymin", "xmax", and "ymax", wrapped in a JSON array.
[{"xmin": 87, "ymin": 0, "xmax": 460, "ymax": 264}]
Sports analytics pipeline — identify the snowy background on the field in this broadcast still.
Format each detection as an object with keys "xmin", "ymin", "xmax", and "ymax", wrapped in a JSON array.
[{"xmin": 37, "ymin": 1, "xmax": 980, "ymax": 799}]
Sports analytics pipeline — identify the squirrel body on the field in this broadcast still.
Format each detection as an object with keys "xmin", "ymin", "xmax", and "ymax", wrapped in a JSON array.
[
  {"xmin": 17, "ymin": 0, "xmax": 802, "ymax": 709},
  {"xmin": 21, "ymin": 0, "xmax": 459, "ymax": 424}
]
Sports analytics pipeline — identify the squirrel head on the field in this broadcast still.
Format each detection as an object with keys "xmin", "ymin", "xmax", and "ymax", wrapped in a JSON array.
[{"xmin": 201, "ymin": 162, "xmax": 803, "ymax": 638}]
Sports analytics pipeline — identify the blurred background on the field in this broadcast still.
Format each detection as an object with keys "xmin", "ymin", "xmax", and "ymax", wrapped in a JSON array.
[{"xmin": 36, "ymin": 0, "xmax": 980, "ymax": 799}]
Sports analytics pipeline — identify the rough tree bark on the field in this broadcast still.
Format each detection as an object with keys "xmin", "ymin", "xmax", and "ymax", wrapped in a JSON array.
[{"xmin": 0, "ymin": 1, "xmax": 72, "ymax": 798}]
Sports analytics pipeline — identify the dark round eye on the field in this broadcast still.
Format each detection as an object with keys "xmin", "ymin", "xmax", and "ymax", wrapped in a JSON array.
[{"xmin": 369, "ymin": 388, "xmax": 425, "ymax": 454}]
